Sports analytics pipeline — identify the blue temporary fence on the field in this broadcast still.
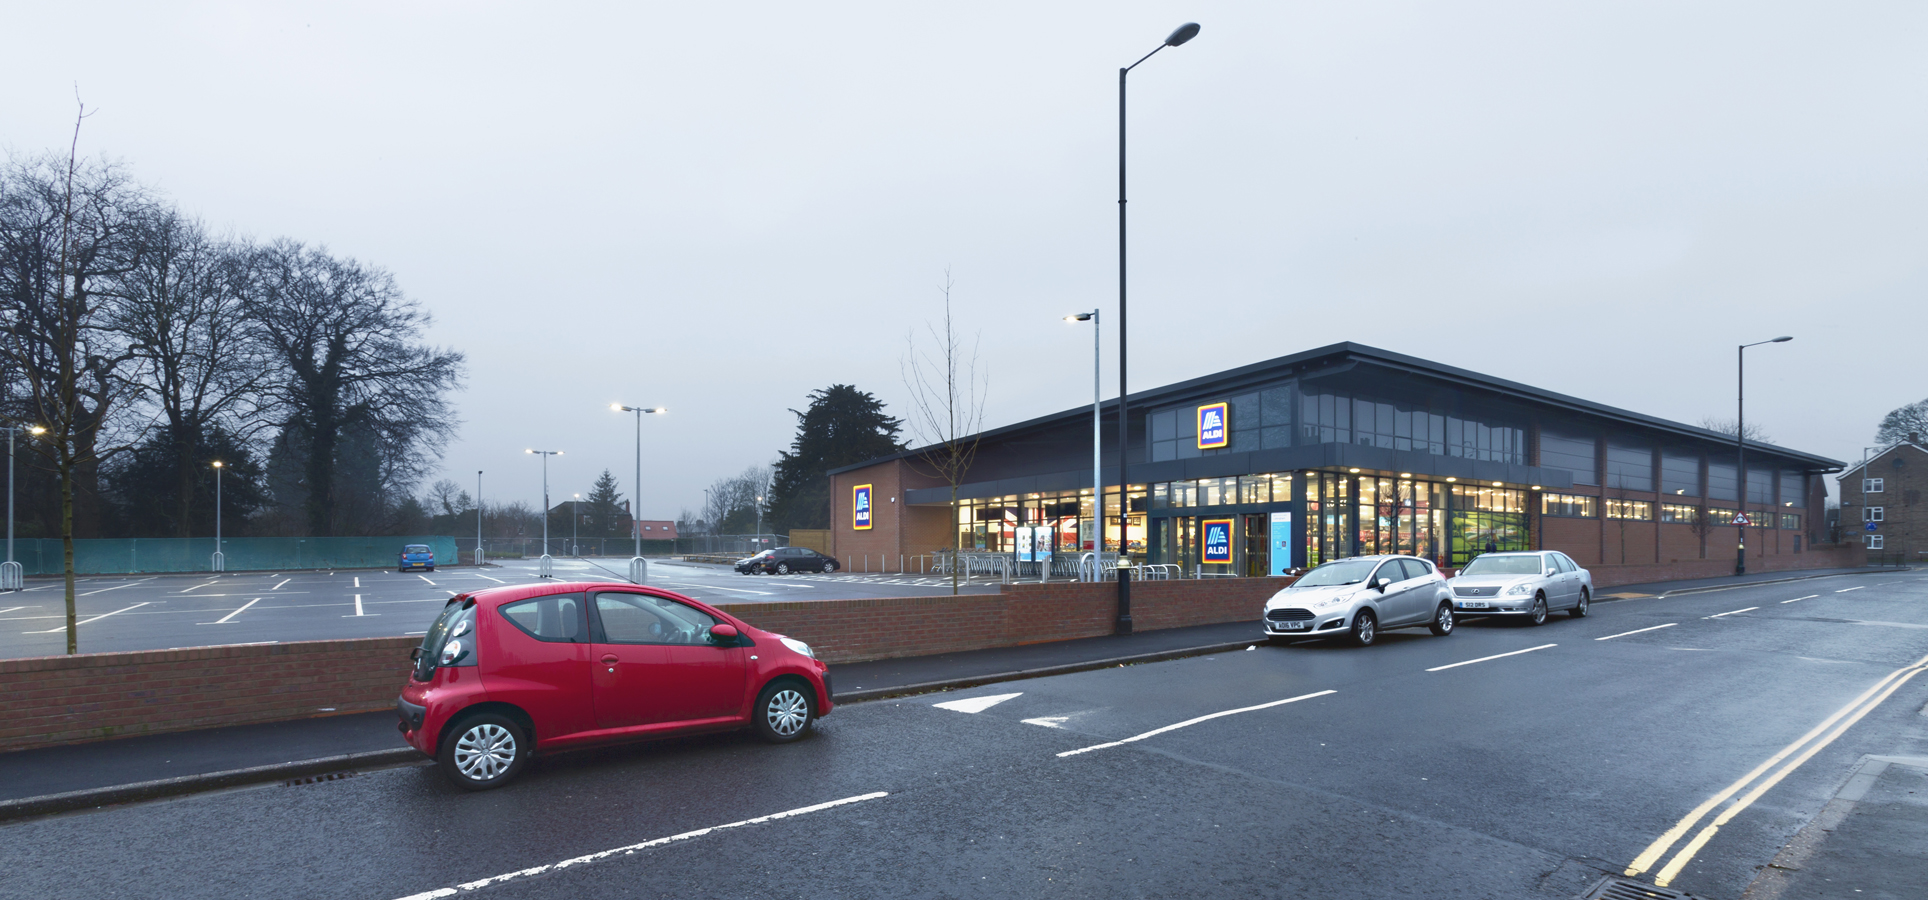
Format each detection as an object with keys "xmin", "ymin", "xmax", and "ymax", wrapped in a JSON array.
[{"xmin": 4, "ymin": 536, "xmax": 460, "ymax": 575}]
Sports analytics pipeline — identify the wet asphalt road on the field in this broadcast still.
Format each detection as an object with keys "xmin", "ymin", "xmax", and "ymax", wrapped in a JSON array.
[
  {"xmin": 3, "ymin": 571, "xmax": 1926, "ymax": 899},
  {"xmin": 0, "ymin": 559, "xmax": 998, "ymax": 659}
]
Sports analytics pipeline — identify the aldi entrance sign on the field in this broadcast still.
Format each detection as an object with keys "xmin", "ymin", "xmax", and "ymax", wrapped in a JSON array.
[
  {"xmin": 853, "ymin": 484, "xmax": 873, "ymax": 530},
  {"xmin": 1202, "ymin": 518, "xmax": 1234, "ymax": 563},
  {"xmin": 1197, "ymin": 402, "xmax": 1229, "ymax": 449}
]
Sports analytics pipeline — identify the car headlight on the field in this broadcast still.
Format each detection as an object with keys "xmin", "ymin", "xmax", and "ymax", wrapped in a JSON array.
[
  {"xmin": 1506, "ymin": 583, "xmax": 1533, "ymax": 595},
  {"xmin": 779, "ymin": 636, "xmax": 814, "ymax": 659},
  {"xmin": 1311, "ymin": 593, "xmax": 1354, "ymax": 609}
]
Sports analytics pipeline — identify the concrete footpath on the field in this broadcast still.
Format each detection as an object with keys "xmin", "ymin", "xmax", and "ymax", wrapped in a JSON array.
[{"xmin": 0, "ymin": 564, "xmax": 1901, "ymax": 822}]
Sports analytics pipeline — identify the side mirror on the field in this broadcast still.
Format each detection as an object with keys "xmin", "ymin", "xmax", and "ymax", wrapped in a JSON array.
[
  {"xmin": 1374, "ymin": 577, "xmax": 1391, "ymax": 591},
  {"xmin": 709, "ymin": 623, "xmax": 740, "ymax": 641}
]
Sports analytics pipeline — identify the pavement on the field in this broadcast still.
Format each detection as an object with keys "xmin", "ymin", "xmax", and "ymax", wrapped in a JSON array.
[{"xmin": 2, "ymin": 564, "xmax": 1924, "ymax": 900}]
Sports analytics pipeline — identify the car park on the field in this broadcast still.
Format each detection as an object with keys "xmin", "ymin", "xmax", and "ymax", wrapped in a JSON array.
[
  {"xmin": 1446, "ymin": 550, "xmax": 1592, "ymax": 624},
  {"xmin": 1262, "ymin": 554, "xmax": 1455, "ymax": 647},
  {"xmin": 396, "ymin": 581, "xmax": 833, "ymax": 790},
  {"xmin": 399, "ymin": 544, "xmax": 435, "ymax": 572},
  {"xmin": 738, "ymin": 546, "xmax": 840, "ymax": 575}
]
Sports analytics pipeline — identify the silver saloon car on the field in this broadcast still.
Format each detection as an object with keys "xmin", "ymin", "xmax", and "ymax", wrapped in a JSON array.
[
  {"xmin": 1262, "ymin": 555, "xmax": 1456, "ymax": 647},
  {"xmin": 1446, "ymin": 550, "xmax": 1594, "ymax": 625}
]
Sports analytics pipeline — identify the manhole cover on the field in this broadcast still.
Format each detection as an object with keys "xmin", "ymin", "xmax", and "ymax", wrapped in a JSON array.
[{"xmin": 1576, "ymin": 875, "xmax": 1702, "ymax": 900}]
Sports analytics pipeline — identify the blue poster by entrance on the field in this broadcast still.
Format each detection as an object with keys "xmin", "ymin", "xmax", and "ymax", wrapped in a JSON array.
[{"xmin": 1269, "ymin": 512, "xmax": 1294, "ymax": 575}]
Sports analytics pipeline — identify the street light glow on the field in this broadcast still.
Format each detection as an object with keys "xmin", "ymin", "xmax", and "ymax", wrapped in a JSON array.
[
  {"xmin": 211, "ymin": 461, "xmax": 223, "ymax": 468},
  {"xmin": 1064, "ymin": 313, "xmax": 1094, "ymax": 322},
  {"xmin": 29, "ymin": 426, "xmax": 45, "ymax": 435}
]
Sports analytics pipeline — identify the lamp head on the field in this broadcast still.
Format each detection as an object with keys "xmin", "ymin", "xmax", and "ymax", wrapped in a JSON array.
[
  {"xmin": 29, "ymin": 426, "xmax": 45, "ymax": 435},
  {"xmin": 1166, "ymin": 22, "xmax": 1200, "ymax": 46},
  {"xmin": 212, "ymin": 461, "xmax": 223, "ymax": 468},
  {"xmin": 647, "ymin": 407, "xmax": 667, "ymax": 414},
  {"xmin": 1064, "ymin": 312, "xmax": 1094, "ymax": 322},
  {"xmin": 1772, "ymin": 336, "xmax": 1793, "ymax": 343},
  {"xmin": 612, "ymin": 403, "xmax": 625, "ymax": 411}
]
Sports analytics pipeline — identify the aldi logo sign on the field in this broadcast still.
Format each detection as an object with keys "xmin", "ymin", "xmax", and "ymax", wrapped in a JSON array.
[
  {"xmin": 853, "ymin": 484, "xmax": 873, "ymax": 530},
  {"xmin": 1197, "ymin": 402, "xmax": 1229, "ymax": 449},
  {"xmin": 1202, "ymin": 518, "xmax": 1234, "ymax": 563}
]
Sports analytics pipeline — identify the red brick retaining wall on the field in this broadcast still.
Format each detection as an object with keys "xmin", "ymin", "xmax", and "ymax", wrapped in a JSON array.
[
  {"xmin": 1587, "ymin": 543, "xmax": 1865, "ymax": 588},
  {"xmin": 0, "ymin": 637, "xmax": 417, "ymax": 754}
]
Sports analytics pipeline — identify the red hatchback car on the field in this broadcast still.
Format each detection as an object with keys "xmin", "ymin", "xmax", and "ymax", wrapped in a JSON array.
[{"xmin": 396, "ymin": 582, "xmax": 832, "ymax": 790}]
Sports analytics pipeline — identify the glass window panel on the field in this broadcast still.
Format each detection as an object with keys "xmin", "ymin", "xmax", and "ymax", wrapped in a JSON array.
[
  {"xmin": 1746, "ymin": 469, "xmax": 1773, "ymax": 505},
  {"xmin": 1707, "ymin": 462, "xmax": 1738, "ymax": 501},
  {"xmin": 1151, "ymin": 440, "xmax": 1175, "ymax": 462},
  {"xmin": 1778, "ymin": 469, "xmax": 1804, "ymax": 506},
  {"xmin": 1261, "ymin": 426, "xmax": 1291, "ymax": 449},
  {"xmin": 1542, "ymin": 493, "xmax": 1598, "ymax": 517},
  {"xmin": 1606, "ymin": 499, "xmax": 1652, "ymax": 520},
  {"xmin": 1660, "ymin": 503, "xmax": 1697, "ymax": 523},
  {"xmin": 1269, "ymin": 473, "xmax": 1293, "ymax": 503},
  {"xmin": 1151, "ymin": 410, "xmax": 1176, "ymax": 442},
  {"xmin": 1661, "ymin": 452, "xmax": 1699, "ymax": 497},
  {"xmin": 1261, "ymin": 385, "xmax": 1293, "ymax": 427},
  {"xmin": 1238, "ymin": 475, "xmax": 1269, "ymax": 505},
  {"xmin": 1605, "ymin": 443, "xmax": 1654, "ymax": 491},
  {"xmin": 1540, "ymin": 429, "xmax": 1598, "ymax": 485}
]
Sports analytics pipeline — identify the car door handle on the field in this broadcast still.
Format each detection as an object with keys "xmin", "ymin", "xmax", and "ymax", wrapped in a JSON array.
[{"xmin": 600, "ymin": 655, "xmax": 619, "ymax": 665}]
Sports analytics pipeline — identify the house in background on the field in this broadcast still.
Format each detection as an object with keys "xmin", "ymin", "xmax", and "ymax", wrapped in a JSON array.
[{"xmin": 1837, "ymin": 434, "xmax": 1927, "ymax": 560}]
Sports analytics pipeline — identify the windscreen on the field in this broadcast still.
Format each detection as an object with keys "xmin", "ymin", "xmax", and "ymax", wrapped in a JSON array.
[
  {"xmin": 1292, "ymin": 559, "xmax": 1378, "ymax": 588},
  {"xmin": 1460, "ymin": 555, "xmax": 1544, "ymax": 576}
]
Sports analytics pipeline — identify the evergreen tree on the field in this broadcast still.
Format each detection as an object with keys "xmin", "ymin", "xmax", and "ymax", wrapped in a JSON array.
[
  {"xmin": 767, "ymin": 385, "xmax": 903, "ymax": 531},
  {"xmin": 585, "ymin": 469, "xmax": 626, "ymax": 538}
]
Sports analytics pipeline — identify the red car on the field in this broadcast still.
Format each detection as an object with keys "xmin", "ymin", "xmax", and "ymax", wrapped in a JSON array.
[{"xmin": 396, "ymin": 581, "xmax": 832, "ymax": 790}]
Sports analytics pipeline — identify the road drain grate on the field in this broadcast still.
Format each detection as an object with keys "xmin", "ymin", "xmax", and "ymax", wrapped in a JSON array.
[
  {"xmin": 1577, "ymin": 876, "xmax": 1702, "ymax": 900},
  {"xmin": 281, "ymin": 770, "xmax": 358, "ymax": 787}
]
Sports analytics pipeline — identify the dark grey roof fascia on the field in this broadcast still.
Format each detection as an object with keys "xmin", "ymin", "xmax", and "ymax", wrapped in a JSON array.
[{"xmin": 831, "ymin": 342, "xmax": 1845, "ymax": 476}]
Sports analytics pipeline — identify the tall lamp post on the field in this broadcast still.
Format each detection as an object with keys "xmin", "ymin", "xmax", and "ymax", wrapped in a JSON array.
[
  {"xmin": 571, "ymin": 493, "xmax": 581, "ymax": 557},
  {"xmin": 1065, "ymin": 311, "xmax": 1101, "ymax": 581},
  {"xmin": 476, "ymin": 470, "xmax": 484, "ymax": 567},
  {"xmin": 210, "ymin": 461, "xmax": 225, "ymax": 572},
  {"xmin": 755, "ymin": 495, "xmax": 764, "ymax": 552},
  {"xmin": 612, "ymin": 404, "xmax": 666, "ymax": 584},
  {"xmin": 526, "ymin": 449, "xmax": 562, "ymax": 577},
  {"xmin": 1735, "ymin": 335, "xmax": 1792, "ymax": 575},
  {"xmin": 4, "ymin": 424, "xmax": 46, "ymax": 591},
  {"xmin": 1115, "ymin": 21, "xmax": 1201, "ymax": 633}
]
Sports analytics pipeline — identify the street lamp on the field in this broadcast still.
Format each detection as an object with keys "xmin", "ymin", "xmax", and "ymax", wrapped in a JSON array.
[
  {"xmin": 571, "ymin": 493, "xmax": 580, "ymax": 557},
  {"xmin": 211, "ymin": 461, "xmax": 225, "ymax": 572},
  {"xmin": 1115, "ymin": 21, "xmax": 1201, "ymax": 633},
  {"xmin": 1065, "ymin": 311, "xmax": 1101, "ymax": 581},
  {"xmin": 613, "ymin": 404, "xmax": 666, "ymax": 583},
  {"xmin": 1735, "ymin": 335, "xmax": 1792, "ymax": 576},
  {"xmin": 755, "ymin": 495, "xmax": 764, "ymax": 553},
  {"xmin": 526, "ymin": 449, "xmax": 562, "ymax": 577},
  {"xmin": 3, "ymin": 424, "xmax": 46, "ymax": 591},
  {"xmin": 476, "ymin": 470, "xmax": 484, "ymax": 567}
]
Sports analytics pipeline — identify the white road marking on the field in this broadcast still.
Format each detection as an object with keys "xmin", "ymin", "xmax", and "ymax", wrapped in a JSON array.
[
  {"xmin": 0, "ymin": 606, "xmax": 24, "ymax": 615},
  {"xmin": 389, "ymin": 791, "xmax": 889, "ymax": 900},
  {"xmin": 1836, "ymin": 586, "xmax": 1866, "ymax": 593},
  {"xmin": 354, "ymin": 577, "xmax": 361, "ymax": 588},
  {"xmin": 1705, "ymin": 607, "xmax": 1758, "ymax": 619},
  {"xmin": 1782, "ymin": 595, "xmax": 1819, "ymax": 604},
  {"xmin": 346, "ymin": 594, "xmax": 377, "ymax": 617},
  {"xmin": 405, "ymin": 630, "xmax": 427, "ymax": 635},
  {"xmin": 932, "ymin": 692, "xmax": 1022, "ymax": 714},
  {"xmin": 418, "ymin": 575, "xmax": 436, "ymax": 585},
  {"xmin": 177, "ymin": 581, "xmax": 219, "ymax": 593},
  {"xmin": 206, "ymin": 598, "xmax": 261, "ymax": 625},
  {"xmin": 271, "ymin": 579, "xmax": 290, "ymax": 590},
  {"xmin": 1023, "ymin": 716, "xmax": 1070, "ymax": 729},
  {"xmin": 1058, "ymin": 690, "xmax": 1336, "ymax": 757},
  {"xmin": 26, "ymin": 601, "xmax": 152, "ymax": 633},
  {"xmin": 1426, "ymin": 644, "xmax": 1558, "ymax": 672},
  {"xmin": 471, "ymin": 573, "xmax": 506, "ymax": 583},
  {"xmin": 79, "ymin": 580, "xmax": 148, "ymax": 596},
  {"xmin": 1596, "ymin": 623, "xmax": 1678, "ymax": 641},
  {"xmin": 658, "ymin": 580, "xmax": 771, "ymax": 596}
]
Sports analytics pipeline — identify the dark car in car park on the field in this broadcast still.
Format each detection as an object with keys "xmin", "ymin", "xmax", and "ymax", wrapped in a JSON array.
[
  {"xmin": 737, "ymin": 546, "xmax": 840, "ymax": 575},
  {"xmin": 397, "ymin": 581, "xmax": 832, "ymax": 790}
]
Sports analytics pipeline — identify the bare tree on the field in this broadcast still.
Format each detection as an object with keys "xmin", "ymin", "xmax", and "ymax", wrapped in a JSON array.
[
  {"xmin": 1697, "ymin": 416, "xmax": 1771, "ymax": 444},
  {"xmin": 703, "ymin": 465, "xmax": 770, "ymax": 534},
  {"xmin": 901, "ymin": 272, "xmax": 988, "ymax": 594},
  {"xmin": 1874, "ymin": 399, "xmax": 1928, "ymax": 446},
  {"xmin": 0, "ymin": 108, "xmax": 154, "ymax": 653},
  {"xmin": 1687, "ymin": 504, "xmax": 1713, "ymax": 559},
  {"xmin": 111, "ymin": 212, "xmax": 264, "ymax": 537}
]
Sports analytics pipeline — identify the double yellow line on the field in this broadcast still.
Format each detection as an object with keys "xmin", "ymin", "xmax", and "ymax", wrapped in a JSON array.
[{"xmin": 1624, "ymin": 651, "xmax": 1928, "ymax": 887}]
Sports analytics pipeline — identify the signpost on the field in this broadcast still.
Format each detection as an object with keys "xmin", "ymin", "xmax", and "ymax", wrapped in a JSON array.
[{"xmin": 1732, "ymin": 513, "xmax": 1750, "ymax": 527}]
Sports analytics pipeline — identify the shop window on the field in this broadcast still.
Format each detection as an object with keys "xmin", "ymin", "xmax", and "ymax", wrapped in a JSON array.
[
  {"xmin": 1269, "ymin": 472, "xmax": 1293, "ymax": 503},
  {"xmin": 1237, "ymin": 475, "xmax": 1269, "ymax": 505},
  {"xmin": 1542, "ymin": 493, "xmax": 1597, "ymax": 518},
  {"xmin": 1540, "ymin": 429, "xmax": 1598, "ymax": 486},
  {"xmin": 1606, "ymin": 499, "xmax": 1652, "ymax": 520},
  {"xmin": 1605, "ymin": 443, "xmax": 1654, "ymax": 491},
  {"xmin": 1660, "ymin": 504, "xmax": 1697, "ymax": 523}
]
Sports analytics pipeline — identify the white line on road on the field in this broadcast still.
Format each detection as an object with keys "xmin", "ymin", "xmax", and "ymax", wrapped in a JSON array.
[
  {"xmin": 390, "ymin": 791, "xmax": 889, "ymax": 900},
  {"xmin": 0, "ymin": 606, "xmax": 24, "ymax": 615},
  {"xmin": 658, "ymin": 581, "xmax": 771, "ymax": 596},
  {"xmin": 470, "ymin": 573, "xmax": 506, "ymax": 583},
  {"xmin": 1058, "ymin": 690, "xmax": 1336, "ymax": 757},
  {"xmin": 1836, "ymin": 586, "xmax": 1866, "ymax": 593},
  {"xmin": 26, "ymin": 601, "xmax": 152, "ymax": 633},
  {"xmin": 354, "ymin": 577, "xmax": 361, "ymax": 588},
  {"xmin": 206, "ymin": 598, "xmax": 261, "ymax": 625},
  {"xmin": 345, "ymin": 594, "xmax": 378, "ymax": 617},
  {"xmin": 271, "ymin": 579, "xmax": 290, "ymax": 590},
  {"xmin": 177, "ymin": 581, "xmax": 219, "ymax": 593},
  {"xmin": 1705, "ymin": 607, "xmax": 1759, "ymax": 619},
  {"xmin": 1782, "ymin": 595, "xmax": 1819, "ymax": 604},
  {"xmin": 80, "ymin": 580, "xmax": 149, "ymax": 596},
  {"xmin": 1426, "ymin": 644, "xmax": 1558, "ymax": 672},
  {"xmin": 1596, "ymin": 623, "xmax": 1678, "ymax": 641},
  {"xmin": 418, "ymin": 575, "xmax": 436, "ymax": 585}
]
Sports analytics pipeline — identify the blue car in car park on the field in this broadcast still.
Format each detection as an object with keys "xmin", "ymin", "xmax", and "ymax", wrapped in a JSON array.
[{"xmin": 400, "ymin": 544, "xmax": 436, "ymax": 572}]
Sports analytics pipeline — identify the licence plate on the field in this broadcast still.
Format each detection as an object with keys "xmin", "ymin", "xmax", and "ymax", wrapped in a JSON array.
[
  {"xmin": 1460, "ymin": 602, "xmax": 1488, "ymax": 609},
  {"xmin": 1275, "ymin": 622, "xmax": 1309, "ymax": 631}
]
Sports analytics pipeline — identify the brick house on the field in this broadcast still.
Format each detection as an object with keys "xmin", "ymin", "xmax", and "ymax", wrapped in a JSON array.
[{"xmin": 1837, "ymin": 434, "xmax": 1927, "ymax": 560}]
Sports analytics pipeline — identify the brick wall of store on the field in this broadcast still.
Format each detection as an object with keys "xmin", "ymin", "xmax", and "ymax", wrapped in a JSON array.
[
  {"xmin": 0, "ymin": 637, "xmax": 416, "ymax": 754},
  {"xmin": 1541, "ymin": 513, "xmax": 1809, "ymax": 569},
  {"xmin": 830, "ymin": 459, "xmax": 949, "ymax": 571}
]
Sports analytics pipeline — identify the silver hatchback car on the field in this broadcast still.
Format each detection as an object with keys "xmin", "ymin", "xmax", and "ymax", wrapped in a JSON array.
[
  {"xmin": 1262, "ymin": 555, "xmax": 1456, "ymax": 647},
  {"xmin": 1446, "ymin": 550, "xmax": 1593, "ymax": 625}
]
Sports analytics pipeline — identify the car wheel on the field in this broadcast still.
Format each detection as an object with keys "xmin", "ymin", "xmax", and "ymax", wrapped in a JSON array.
[
  {"xmin": 427, "ymin": 566, "xmax": 435, "ymax": 572},
  {"xmin": 775, "ymin": 563, "xmax": 791, "ymax": 575},
  {"xmin": 1350, "ymin": 609, "xmax": 1377, "ymax": 647},
  {"xmin": 823, "ymin": 562, "xmax": 838, "ymax": 573},
  {"xmin": 1569, "ymin": 588, "xmax": 1590, "ymax": 618},
  {"xmin": 753, "ymin": 680, "xmax": 815, "ymax": 743},
  {"xmin": 1429, "ymin": 601, "xmax": 1455, "ymax": 636},
  {"xmin": 438, "ymin": 713, "xmax": 529, "ymax": 791},
  {"xmin": 1527, "ymin": 595, "xmax": 1548, "ymax": 626}
]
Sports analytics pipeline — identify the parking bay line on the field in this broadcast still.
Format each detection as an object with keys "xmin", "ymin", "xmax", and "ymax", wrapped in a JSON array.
[
  {"xmin": 1426, "ymin": 644, "xmax": 1557, "ymax": 672},
  {"xmin": 271, "ymin": 579, "xmax": 290, "ymax": 591},
  {"xmin": 1596, "ymin": 623, "xmax": 1677, "ymax": 641},
  {"xmin": 418, "ymin": 575, "xmax": 436, "ymax": 585},
  {"xmin": 345, "ymin": 594, "xmax": 377, "ymax": 618},
  {"xmin": 1704, "ymin": 606, "xmax": 1759, "ymax": 619},
  {"xmin": 25, "ymin": 601, "xmax": 152, "ymax": 633},
  {"xmin": 202, "ymin": 598, "xmax": 262, "ymax": 625},
  {"xmin": 391, "ymin": 791, "xmax": 889, "ymax": 900},
  {"xmin": 1782, "ymin": 595, "xmax": 1819, "ymax": 604},
  {"xmin": 1836, "ymin": 586, "xmax": 1866, "ymax": 593},
  {"xmin": 1057, "ymin": 690, "xmax": 1337, "ymax": 758},
  {"xmin": 79, "ymin": 580, "xmax": 150, "ymax": 596}
]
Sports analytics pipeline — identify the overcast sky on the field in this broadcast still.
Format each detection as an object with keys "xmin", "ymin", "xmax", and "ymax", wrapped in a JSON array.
[{"xmin": 5, "ymin": 2, "xmax": 1924, "ymax": 516}]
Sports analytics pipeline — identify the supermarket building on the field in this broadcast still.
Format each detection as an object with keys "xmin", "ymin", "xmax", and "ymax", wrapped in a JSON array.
[{"xmin": 828, "ymin": 343, "xmax": 1848, "ymax": 579}]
